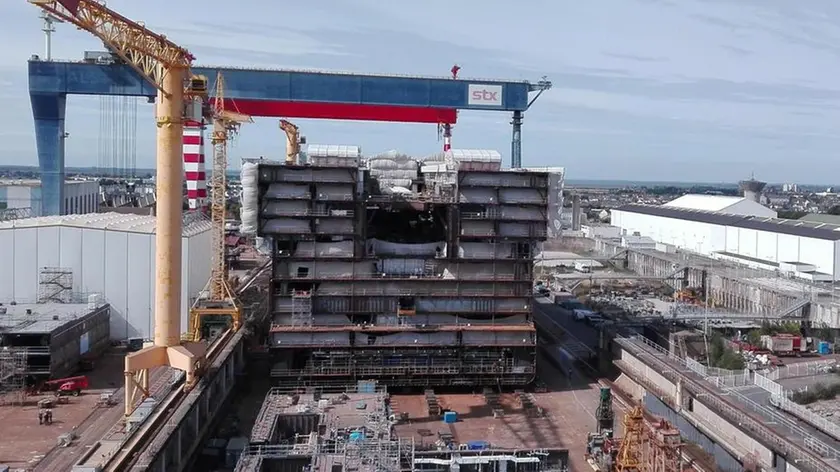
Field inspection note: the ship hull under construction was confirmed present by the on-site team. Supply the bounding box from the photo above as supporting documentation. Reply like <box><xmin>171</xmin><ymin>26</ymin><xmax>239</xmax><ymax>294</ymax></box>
<box><xmin>253</xmin><ymin>154</ymin><xmax>558</xmax><ymax>388</ymax></box>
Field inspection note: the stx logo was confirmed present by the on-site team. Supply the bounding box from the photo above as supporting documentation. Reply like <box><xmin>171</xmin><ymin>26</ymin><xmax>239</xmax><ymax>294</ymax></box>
<box><xmin>467</xmin><ymin>84</ymin><xmax>503</xmax><ymax>106</ymax></box>
<box><xmin>472</xmin><ymin>90</ymin><xmax>499</xmax><ymax>102</ymax></box>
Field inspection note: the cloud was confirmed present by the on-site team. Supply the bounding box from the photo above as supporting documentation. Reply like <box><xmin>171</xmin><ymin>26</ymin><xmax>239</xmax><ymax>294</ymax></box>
<box><xmin>4</xmin><ymin>0</ymin><xmax>840</xmax><ymax>183</ymax></box>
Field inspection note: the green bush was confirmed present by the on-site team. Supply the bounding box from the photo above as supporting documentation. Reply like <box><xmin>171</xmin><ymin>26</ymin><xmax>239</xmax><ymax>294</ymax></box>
<box><xmin>790</xmin><ymin>382</ymin><xmax>840</xmax><ymax>405</ymax></box>
<box><xmin>707</xmin><ymin>334</ymin><xmax>745</xmax><ymax>370</ymax></box>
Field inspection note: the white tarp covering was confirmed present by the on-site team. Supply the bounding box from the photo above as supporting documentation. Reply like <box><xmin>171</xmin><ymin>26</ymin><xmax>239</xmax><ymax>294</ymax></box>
<box><xmin>307</xmin><ymin>144</ymin><xmax>362</xmax><ymax>159</ymax></box>
<box><xmin>368</xmin><ymin>154</ymin><xmax>418</xmax><ymax>189</ymax></box>
<box><xmin>240</xmin><ymin>162</ymin><xmax>259</xmax><ymax>234</ymax></box>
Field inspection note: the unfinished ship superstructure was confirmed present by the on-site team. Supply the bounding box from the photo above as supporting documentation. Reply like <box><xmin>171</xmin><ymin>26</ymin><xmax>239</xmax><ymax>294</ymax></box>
<box><xmin>246</xmin><ymin>148</ymin><xmax>561</xmax><ymax>387</ymax></box>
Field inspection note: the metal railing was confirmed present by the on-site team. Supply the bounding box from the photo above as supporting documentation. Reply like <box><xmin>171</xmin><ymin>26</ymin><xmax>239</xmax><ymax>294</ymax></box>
<box><xmin>754</xmin><ymin>372</ymin><xmax>840</xmax><ymax>442</ymax></box>
<box><xmin>269</xmin><ymin>320</ymin><xmax>535</xmax><ymax>332</ymax></box>
<box><xmin>316</xmin><ymin>194</ymin><xmax>355</xmax><ymax>201</ymax></box>
<box><xmin>762</xmin><ymin>359</ymin><xmax>839</xmax><ymax>380</ymax></box>
<box><xmin>302</xmin><ymin>287</ymin><xmax>530</xmax><ymax>296</ymax></box>
<box><xmin>287</xmin><ymin>272</ymin><xmax>519</xmax><ymax>280</ymax></box>
<box><xmin>620</xmin><ymin>336</ymin><xmax>840</xmax><ymax>471</ymax></box>
<box><xmin>266</xmin><ymin>173</ymin><xmax>354</xmax><ymax>184</ymax></box>
<box><xmin>461</xmin><ymin>229</ymin><xmax>497</xmax><ymax>236</ymax></box>
<box><xmin>284</xmin><ymin>250</ymin><xmax>355</xmax><ymax>258</ymax></box>
<box><xmin>265</xmin><ymin>193</ymin><xmax>311</xmax><ymax>200</ymax></box>
<box><xmin>263</xmin><ymin>209</ymin><xmax>355</xmax><ymax>218</ymax></box>
<box><xmin>270</xmin><ymin>363</ymin><xmax>535</xmax><ymax>378</ymax></box>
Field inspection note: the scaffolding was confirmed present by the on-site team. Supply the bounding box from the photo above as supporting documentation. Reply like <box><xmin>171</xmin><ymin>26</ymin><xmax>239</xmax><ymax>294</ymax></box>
<box><xmin>0</xmin><ymin>348</ymin><xmax>27</xmax><ymax>405</ymax></box>
<box><xmin>38</xmin><ymin>267</ymin><xmax>74</xmax><ymax>303</ymax></box>
<box><xmin>615</xmin><ymin>406</ymin><xmax>644</xmax><ymax>472</ymax></box>
<box><xmin>291</xmin><ymin>290</ymin><xmax>313</xmax><ymax>327</ymax></box>
<box><xmin>642</xmin><ymin>418</ymin><xmax>683</xmax><ymax>472</ymax></box>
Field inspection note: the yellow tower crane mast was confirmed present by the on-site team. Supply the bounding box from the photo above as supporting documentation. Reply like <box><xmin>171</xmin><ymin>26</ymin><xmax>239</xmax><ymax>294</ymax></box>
<box><xmin>279</xmin><ymin>119</ymin><xmax>301</xmax><ymax>164</ymax></box>
<box><xmin>28</xmin><ymin>0</ymin><xmax>210</xmax><ymax>415</ymax></box>
<box><xmin>188</xmin><ymin>72</ymin><xmax>252</xmax><ymax>342</ymax></box>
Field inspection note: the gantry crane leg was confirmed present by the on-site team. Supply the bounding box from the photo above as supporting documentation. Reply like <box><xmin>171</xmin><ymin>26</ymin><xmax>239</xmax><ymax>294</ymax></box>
<box><xmin>124</xmin><ymin>67</ymin><xmax>207</xmax><ymax>415</ymax></box>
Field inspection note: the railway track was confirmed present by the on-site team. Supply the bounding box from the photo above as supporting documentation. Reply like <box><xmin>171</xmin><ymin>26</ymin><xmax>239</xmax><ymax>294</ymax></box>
<box><xmin>101</xmin><ymin>260</ymin><xmax>271</xmax><ymax>472</ymax></box>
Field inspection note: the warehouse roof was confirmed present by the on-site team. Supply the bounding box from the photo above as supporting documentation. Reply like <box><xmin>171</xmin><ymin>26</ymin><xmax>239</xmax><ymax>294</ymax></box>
<box><xmin>0</xmin><ymin>212</ymin><xmax>212</xmax><ymax>237</ymax></box>
<box><xmin>664</xmin><ymin>194</ymin><xmax>746</xmax><ymax>212</ymax></box>
<box><xmin>0</xmin><ymin>179</ymin><xmax>96</xmax><ymax>188</ymax></box>
<box><xmin>616</xmin><ymin>204</ymin><xmax>840</xmax><ymax>241</ymax></box>
<box><xmin>0</xmin><ymin>302</ymin><xmax>101</xmax><ymax>334</ymax></box>
<box><xmin>799</xmin><ymin>213</ymin><xmax>840</xmax><ymax>225</ymax></box>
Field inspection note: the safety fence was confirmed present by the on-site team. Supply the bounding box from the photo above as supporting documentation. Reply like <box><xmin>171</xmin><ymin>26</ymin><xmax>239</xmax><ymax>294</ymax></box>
<box><xmin>618</xmin><ymin>336</ymin><xmax>840</xmax><ymax>471</ymax></box>
<box><xmin>754</xmin><ymin>372</ymin><xmax>840</xmax><ymax>442</ymax></box>
<box><xmin>620</xmin><ymin>336</ymin><xmax>840</xmax><ymax>470</ymax></box>
<box><xmin>684</xmin><ymin>353</ymin><xmax>749</xmax><ymax>382</ymax></box>
<box><xmin>760</xmin><ymin>359</ymin><xmax>839</xmax><ymax>381</ymax></box>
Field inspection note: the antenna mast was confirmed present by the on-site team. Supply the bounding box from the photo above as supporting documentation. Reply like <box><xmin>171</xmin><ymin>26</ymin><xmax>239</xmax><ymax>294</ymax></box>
<box><xmin>40</xmin><ymin>11</ymin><xmax>63</xmax><ymax>61</ymax></box>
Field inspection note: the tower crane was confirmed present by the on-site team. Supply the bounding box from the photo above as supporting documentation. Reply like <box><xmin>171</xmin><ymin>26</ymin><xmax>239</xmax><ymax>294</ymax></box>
<box><xmin>188</xmin><ymin>72</ymin><xmax>252</xmax><ymax>342</ymax></box>
<box><xmin>28</xmin><ymin>0</ymin><xmax>210</xmax><ymax>416</ymax></box>
<box><xmin>279</xmin><ymin>119</ymin><xmax>301</xmax><ymax>165</ymax></box>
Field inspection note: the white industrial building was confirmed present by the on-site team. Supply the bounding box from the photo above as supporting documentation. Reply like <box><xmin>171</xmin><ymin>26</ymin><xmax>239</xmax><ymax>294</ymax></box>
<box><xmin>662</xmin><ymin>194</ymin><xmax>777</xmax><ymax>218</ymax></box>
<box><xmin>0</xmin><ymin>179</ymin><xmax>99</xmax><ymax>216</ymax></box>
<box><xmin>0</xmin><ymin>212</ymin><xmax>213</xmax><ymax>340</ymax></box>
<box><xmin>612</xmin><ymin>196</ymin><xmax>840</xmax><ymax>281</ymax></box>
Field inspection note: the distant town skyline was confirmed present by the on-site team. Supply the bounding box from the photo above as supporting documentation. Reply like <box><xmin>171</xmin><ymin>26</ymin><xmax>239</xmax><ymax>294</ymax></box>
<box><xmin>2</xmin><ymin>0</ymin><xmax>840</xmax><ymax>183</ymax></box>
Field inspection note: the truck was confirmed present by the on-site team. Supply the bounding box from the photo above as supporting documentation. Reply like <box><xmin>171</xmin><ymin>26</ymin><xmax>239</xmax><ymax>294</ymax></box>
<box><xmin>761</xmin><ymin>334</ymin><xmax>807</xmax><ymax>356</ymax></box>
<box><xmin>29</xmin><ymin>375</ymin><xmax>90</xmax><ymax>397</ymax></box>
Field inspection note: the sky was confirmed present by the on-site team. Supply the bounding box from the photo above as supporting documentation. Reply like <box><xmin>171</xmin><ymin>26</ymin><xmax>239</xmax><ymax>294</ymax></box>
<box><xmin>2</xmin><ymin>0</ymin><xmax>840</xmax><ymax>184</ymax></box>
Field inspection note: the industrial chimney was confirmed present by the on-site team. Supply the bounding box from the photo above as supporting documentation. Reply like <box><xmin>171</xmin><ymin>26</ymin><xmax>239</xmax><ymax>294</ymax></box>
<box><xmin>571</xmin><ymin>194</ymin><xmax>582</xmax><ymax>231</ymax></box>
<box><xmin>738</xmin><ymin>177</ymin><xmax>766</xmax><ymax>203</ymax></box>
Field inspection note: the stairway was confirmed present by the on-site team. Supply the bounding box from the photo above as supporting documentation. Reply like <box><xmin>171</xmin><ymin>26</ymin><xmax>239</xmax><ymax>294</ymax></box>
<box><xmin>483</xmin><ymin>387</ymin><xmax>504</xmax><ymax>418</ymax></box>
<box><xmin>425</xmin><ymin>389</ymin><xmax>441</xmax><ymax>417</ymax></box>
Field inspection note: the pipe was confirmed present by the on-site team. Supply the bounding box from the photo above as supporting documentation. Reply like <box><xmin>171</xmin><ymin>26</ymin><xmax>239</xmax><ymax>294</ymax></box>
<box><xmin>510</xmin><ymin>111</ymin><xmax>522</xmax><ymax>168</ymax></box>
<box><xmin>154</xmin><ymin>67</ymin><xmax>186</xmax><ymax>347</ymax></box>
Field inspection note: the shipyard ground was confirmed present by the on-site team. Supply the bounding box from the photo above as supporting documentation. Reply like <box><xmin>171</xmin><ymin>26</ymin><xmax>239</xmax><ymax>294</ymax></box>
<box><xmin>0</xmin><ymin>350</ymin><xmax>170</xmax><ymax>471</ymax></box>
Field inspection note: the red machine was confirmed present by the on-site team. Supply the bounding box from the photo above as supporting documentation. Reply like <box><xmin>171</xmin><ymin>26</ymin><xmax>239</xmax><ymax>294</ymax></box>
<box><xmin>30</xmin><ymin>376</ymin><xmax>89</xmax><ymax>397</ymax></box>
<box><xmin>761</xmin><ymin>334</ymin><xmax>808</xmax><ymax>357</ymax></box>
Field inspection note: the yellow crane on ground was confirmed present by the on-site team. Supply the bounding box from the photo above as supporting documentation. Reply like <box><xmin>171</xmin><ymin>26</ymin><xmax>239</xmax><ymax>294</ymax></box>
<box><xmin>279</xmin><ymin>119</ymin><xmax>301</xmax><ymax>164</ymax></box>
<box><xmin>28</xmin><ymin>0</ymin><xmax>212</xmax><ymax>415</ymax></box>
<box><xmin>187</xmin><ymin>72</ymin><xmax>252</xmax><ymax>342</ymax></box>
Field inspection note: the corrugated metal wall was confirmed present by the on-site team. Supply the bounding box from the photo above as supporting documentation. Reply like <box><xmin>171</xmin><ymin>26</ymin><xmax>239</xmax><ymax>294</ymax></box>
<box><xmin>644</xmin><ymin>394</ymin><xmax>742</xmax><ymax>472</ymax></box>
<box><xmin>0</xmin><ymin>226</ymin><xmax>212</xmax><ymax>340</ymax></box>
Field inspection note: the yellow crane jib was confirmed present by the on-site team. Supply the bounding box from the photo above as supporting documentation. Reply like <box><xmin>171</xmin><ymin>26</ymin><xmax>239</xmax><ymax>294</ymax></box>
<box><xmin>279</xmin><ymin>119</ymin><xmax>300</xmax><ymax>165</ymax></box>
<box><xmin>28</xmin><ymin>0</ymin><xmax>210</xmax><ymax>415</ymax></box>
<box><xmin>187</xmin><ymin>72</ymin><xmax>251</xmax><ymax>343</ymax></box>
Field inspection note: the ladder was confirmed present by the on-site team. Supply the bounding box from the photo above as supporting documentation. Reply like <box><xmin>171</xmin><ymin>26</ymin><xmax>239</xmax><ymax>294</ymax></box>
<box><xmin>291</xmin><ymin>290</ymin><xmax>313</xmax><ymax>327</ymax></box>
<box><xmin>424</xmin><ymin>259</ymin><xmax>436</xmax><ymax>276</ymax></box>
